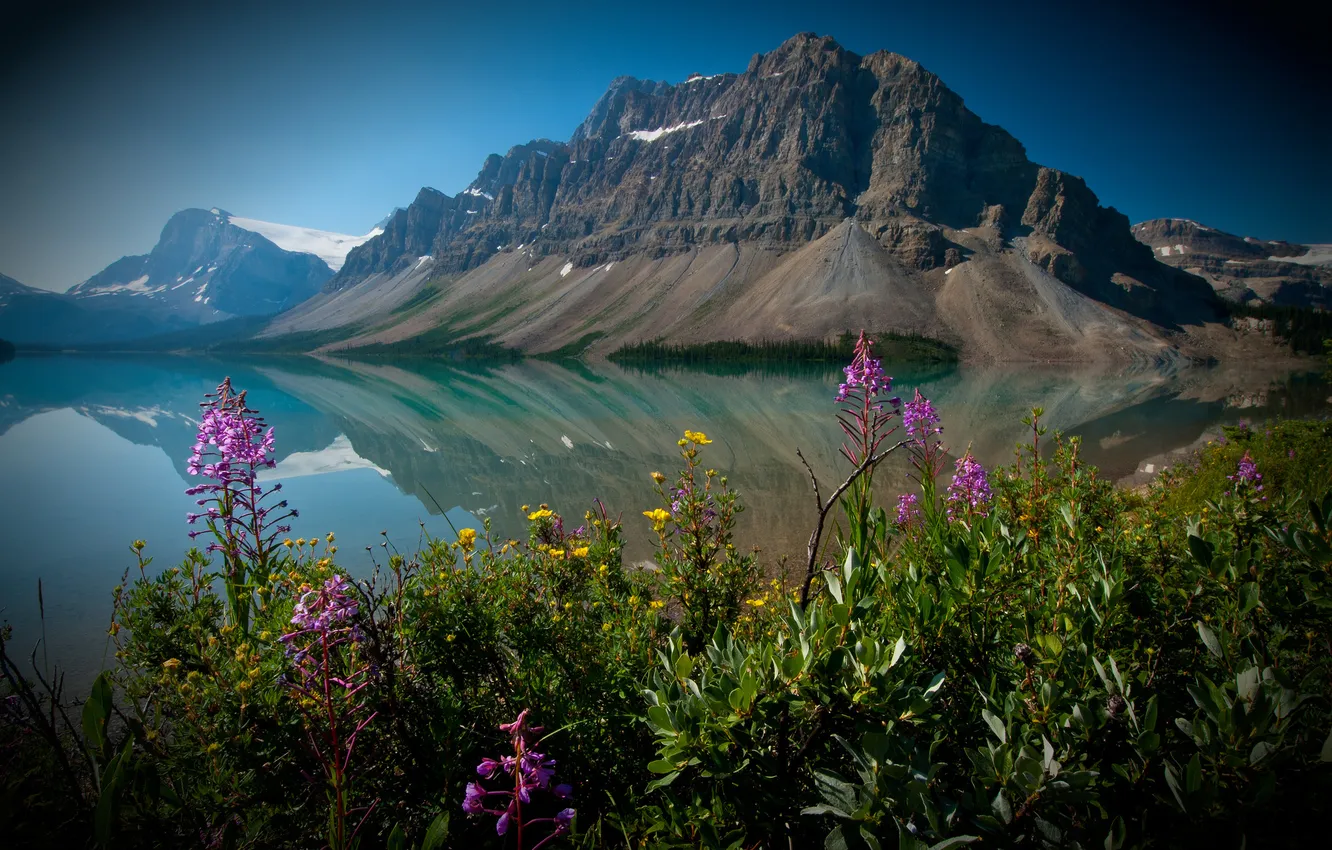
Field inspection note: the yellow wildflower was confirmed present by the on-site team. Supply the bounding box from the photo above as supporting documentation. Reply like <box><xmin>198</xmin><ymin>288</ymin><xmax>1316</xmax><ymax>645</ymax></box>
<box><xmin>598</xmin><ymin>564</ymin><xmax>609</xmax><ymax>575</ymax></box>
<box><xmin>521</xmin><ymin>505</ymin><xmax>530</xmax><ymax>513</ymax></box>
<box><xmin>651</xmin><ymin>471</ymin><xmax>666</xmax><ymax>483</ymax></box>
<box><xmin>643</xmin><ymin>508</ymin><xmax>671</xmax><ymax>529</ymax></box>
<box><xmin>572</xmin><ymin>546</ymin><xmax>590</xmax><ymax>558</ymax></box>
<box><xmin>683</xmin><ymin>430</ymin><xmax>712</xmax><ymax>445</ymax></box>
<box><xmin>650</xmin><ymin>600</ymin><xmax>665</xmax><ymax>610</ymax></box>
<box><xmin>628</xmin><ymin>595</ymin><xmax>640</xmax><ymax>606</ymax></box>
<box><xmin>602</xmin><ymin>623</ymin><xmax>612</xmax><ymax>632</ymax></box>
<box><xmin>458</xmin><ymin>528</ymin><xmax>478</xmax><ymax>550</ymax></box>
<box><xmin>283</xmin><ymin>538</ymin><xmax>293</xmax><ymax>548</ymax></box>
<box><xmin>326</xmin><ymin>532</ymin><xmax>335</xmax><ymax>543</ymax></box>
<box><xmin>528</xmin><ymin>509</ymin><xmax>554</xmax><ymax>521</ymax></box>
<box><xmin>746</xmin><ymin>598</ymin><xmax>767</xmax><ymax>607</ymax></box>
<box><xmin>445</xmin><ymin>634</ymin><xmax>456</xmax><ymax>643</ymax></box>
<box><xmin>162</xmin><ymin>658</ymin><xmax>181</xmax><ymax>672</ymax></box>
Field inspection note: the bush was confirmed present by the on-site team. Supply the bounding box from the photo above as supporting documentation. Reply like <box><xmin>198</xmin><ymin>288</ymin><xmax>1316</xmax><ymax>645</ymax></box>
<box><xmin>3</xmin><ymin>348</ymin><xmax>1330</xmax><ymax>849</ymax></box>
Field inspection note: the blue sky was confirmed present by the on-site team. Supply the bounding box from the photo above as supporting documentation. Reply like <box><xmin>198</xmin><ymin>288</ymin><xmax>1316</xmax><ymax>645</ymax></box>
<box><xmin>1</xmin><ymin>0</ymin><xmax>1327</xmax><ymax>291</ymax></box>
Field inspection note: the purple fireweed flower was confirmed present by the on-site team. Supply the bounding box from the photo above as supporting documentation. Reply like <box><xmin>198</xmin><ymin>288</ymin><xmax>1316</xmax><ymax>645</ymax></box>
<box><xmin>835</xmin><ymin>332</ymin><xmax>902</xmax><ymax>468</ymax></box>
<box><xmin>902</xmin><ymin>389</ymin><xmax>941</xmax><ymax>441</ymax></box>
<box><xmin>835</xmin><ymin>332</ymin><xmax>892</xmax><ymax>403</ymax></box>
<box><xmin>184</xmin><ymin>378</ymin><xmax>297</xmax><ymax>587</ymax></box>
<box><xmin>463</xmin><ymin>782</ymin><xmax>487</xmax><ymax>815</ymax></box>
<box><xmin>289</xmin><ymin>575</ymin><xmax>359</xmax><ymax>633</ymax></box>
<box><xmin>1227</xmin><ymin>450</ymin><xmax>1264</xmax><ymax>493</ymax></box>
<box><xmin>945</xmin><ymin>452</ymin><xmax>993</xmax><ymax>521</ymax></box>
<box><xmin>895</xmin><ymin>493</ymin><xmax>922</xmax><ymax>526</ymax></box>
<box><xmin>465</xmin><ymin>711</ymin><xmax>574</xmax><ymax>846</ymax></box>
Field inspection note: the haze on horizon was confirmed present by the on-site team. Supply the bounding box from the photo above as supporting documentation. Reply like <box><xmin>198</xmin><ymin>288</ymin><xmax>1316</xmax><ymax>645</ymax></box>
<box><xmin>1</xmin><ymin>0</ymin><xmax>1327</xmax><ymax>292</ymax></box>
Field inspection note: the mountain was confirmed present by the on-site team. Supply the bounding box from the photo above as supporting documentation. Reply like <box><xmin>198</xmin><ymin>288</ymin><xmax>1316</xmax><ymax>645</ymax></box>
<box><xmin>0</xmin><ymin>271</ymin><xmax>179</xmax><ymax>346</ymax></box>
<box><xmin>67</xmin><ymin>208</ymin><xmax>335</xmax><ymax>321</ymax></box>
<box><xmin>263</xmin><ymin>33</ymin><xmax>1233</xmax><ymax>363</ymax></box>
<box><xmin>1131</xmin><ymin>219</ymin><xmax>1332</xmax><ymax>308</ymax></box>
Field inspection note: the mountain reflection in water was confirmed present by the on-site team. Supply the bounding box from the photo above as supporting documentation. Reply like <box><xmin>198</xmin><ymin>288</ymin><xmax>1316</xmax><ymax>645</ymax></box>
<box><xmin>0</xmin><ymin>354</ymin><xmax>1326</xmax><ymax>685</ymax></box>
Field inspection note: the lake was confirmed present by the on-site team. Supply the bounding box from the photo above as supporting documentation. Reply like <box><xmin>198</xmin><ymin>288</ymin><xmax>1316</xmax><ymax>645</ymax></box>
<box><xmin>1</xmin><ymin>353</ymin><xmax>1327</xmax><ymax>688</ymax></box>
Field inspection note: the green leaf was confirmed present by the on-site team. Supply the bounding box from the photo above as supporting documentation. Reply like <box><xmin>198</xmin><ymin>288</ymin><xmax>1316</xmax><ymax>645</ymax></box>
<box><xmin>1249</xmin><ymin>741</ymin><xmax>1274</xmax><ymax>765</ymax></box>
<box><xmin>890</xmin><ymin>635</ymin><xmax>906</xmax><ymax>668</ymax></box>
<box><xmin>1163</xmin><ymin>762</ymin><xmax>1186</xmax><ymax>812</ymax></box>
<box><xmin>981</xmin><ymin>709</ymin><xmax>1006</xmax><ymax>744</ymax></box>
<box><xmin>82</xmin><ymin>672</ymin><xmax>113</xmax><ymax>758</ymax></box>
<box><xmin>1320</xmin><ymin>725</ymin><xmax>1332</xmax><ymax>763</ymax></box>
<box><xmin>1239</xmin><ymin>582</ymin><xmax>1261</xmax><ymax>615</ymax></box>
<box><xmin>1185</xmin><ymin>753</ymin><xmax>1203</xmax><ymax>794</ymax></box>
<box><xmin>647</xmin><ymin>759</ymin><xmax>680</xmax><ymax>774</ymax></box>
<box><xmin>928</xmin><ymin>838</ymin><xmax>980</xmax><ymax>849</ymax></box>
<box><xmin>674</xmin><ymin>653</ymin><xmax>694</xmax><ymax>681</ymax></box>
<box><xmin>992</xmin><ymin>789</ymin><xmax>1013</xmax><ymax>824</ymax></box>
<box><xmin>801</xmin><ymin>804</ymin><xmax>851</xmax><ymax>819</ymax></box>
<box><xmin>646</xmin><ymin>771</ymin><xmax>680</xmax><ymax>791</ymax></box>
<box><xmin>826</xmin><ymin>569</ymin><xmax>844</xmax><ymax>604</ymax></box>
<box><xmin>387</xmin><ymin>823</ymin><xmax>406</xmax><ymax>850</ymax></box>
<box><xmin>1188</xmin><ymin>534</ymin><xmax>1214</xmax><ymax>569</ymax></box>
<box><xmin>825</xmin><ymin>826</ymin><xmax>850</xmax><ymax>850</ymax></box>
<box><xmin>1058</xmin><ymin>503</ymin><xmax>1076</xmax><ymax>534</ymax></box>
<box><xmin>421</xmin><ymin>812</ymin><xmax>450</xmax><ymax>850</ymax></box>
<box><xmin>1196</xmin><ymin>622</ymin><xmax>1223</xmax><ymax>659</ymax></box>
<box><xmin>924</xmin><ymin>670</ymin><xmax>946</xmax><ymax>698</ymax></box>
<box><xmin>646</xmin><ymin>705</ymin><xmax>674</xmax><ymax>734</ymax></box>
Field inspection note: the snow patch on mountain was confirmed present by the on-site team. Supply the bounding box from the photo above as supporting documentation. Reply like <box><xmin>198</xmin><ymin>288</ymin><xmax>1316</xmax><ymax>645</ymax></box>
<box><xmin>1272</xmin><ymin>245</ymin><xmax>1332</xmax><ymax>266</ymax></box>
<box><xmin>227</xmin><ymin>216</ymin><xmax>383</xmax><ymax>271</ymax></box>
<box><xmin>625</xmin><ymin>119</ymin><xmax>705</xmax><ymax>142</ymax></box>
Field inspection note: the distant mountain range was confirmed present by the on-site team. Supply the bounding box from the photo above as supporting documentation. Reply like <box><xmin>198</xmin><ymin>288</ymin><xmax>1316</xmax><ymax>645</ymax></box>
<box><xmin>0</xmin><ymin>210</ymin><xmax>380</xmax><ymax>346</ymax></box>
<box><xmin>2</xmin><ymin>33</ymin><xmax>1326</xmax><ymax>359</ymax></box>
<box><xmin>1131</xmin><ymin>219</ymin><xmax>1331</xmax><ymax>309</ymax></box>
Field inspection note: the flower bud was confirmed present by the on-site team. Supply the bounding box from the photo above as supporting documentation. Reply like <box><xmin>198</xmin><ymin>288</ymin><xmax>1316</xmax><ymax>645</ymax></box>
<box><xmin>1107</xmin><ymin>694</ymin><xmax>1127</xmax><ymax>720</ymax></box>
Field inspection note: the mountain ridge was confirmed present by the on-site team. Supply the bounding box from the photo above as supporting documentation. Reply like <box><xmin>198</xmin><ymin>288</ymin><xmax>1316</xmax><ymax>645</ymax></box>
<box><xmin>1131</xmin><ymin>218</ymin><xmax>1331</xmax><ymax>308</ymax></box>
<box><xmin>265</xmin><ymin>32</ymin><xmax>1237</xmax><ymax>364</ymax></box>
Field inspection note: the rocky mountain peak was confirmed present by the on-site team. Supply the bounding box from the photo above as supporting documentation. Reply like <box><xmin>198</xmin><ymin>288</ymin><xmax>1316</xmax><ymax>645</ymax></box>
<box><xmin>319</xmin><ymin>33</ymin><xmax>1222</xmax><ymax>337</ymax></box>
<box><xmin>66</xmin><ymin>207</ymin><xmax>332</xmax><ymax>319</ymax></box>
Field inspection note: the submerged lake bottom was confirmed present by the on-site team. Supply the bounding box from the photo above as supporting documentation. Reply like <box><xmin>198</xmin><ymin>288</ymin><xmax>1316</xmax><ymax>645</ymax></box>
<box><xmin>1</xmin><ymin>353</ymin><xmax>1328</xmax><ymax>686</ymax></box>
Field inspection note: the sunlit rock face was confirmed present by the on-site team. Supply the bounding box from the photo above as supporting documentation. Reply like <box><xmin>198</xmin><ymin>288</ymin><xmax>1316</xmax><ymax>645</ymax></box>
<box><xmin>309</xmin><ymin>33</ymin><xmax>1223</xmax><ymax>361</ymax></box>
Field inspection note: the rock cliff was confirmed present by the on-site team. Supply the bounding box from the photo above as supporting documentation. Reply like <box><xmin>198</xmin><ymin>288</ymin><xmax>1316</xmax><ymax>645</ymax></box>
<box><xmin>275</xmin><ymin>33</ymin><xmax>1239</xmax><ymax>361</ymax></box>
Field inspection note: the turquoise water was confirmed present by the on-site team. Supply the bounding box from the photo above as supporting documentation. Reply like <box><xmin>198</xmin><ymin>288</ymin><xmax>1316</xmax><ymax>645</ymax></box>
<box><xmin>1</xmin><ymin>354</ymin><xmax>1326</xmax><ymax>686</ymax></box>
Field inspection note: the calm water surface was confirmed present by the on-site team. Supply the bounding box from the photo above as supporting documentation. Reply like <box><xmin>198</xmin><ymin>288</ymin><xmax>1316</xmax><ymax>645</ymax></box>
<box><xmin>1</xmin><ymin>354</ymin><xmax>1327</xmax><ymax>686</ymax></box>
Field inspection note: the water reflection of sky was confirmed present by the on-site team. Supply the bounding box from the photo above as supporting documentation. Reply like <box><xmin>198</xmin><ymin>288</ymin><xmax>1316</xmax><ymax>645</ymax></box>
<box><xmin>0</xmin><ymin>354</ymin><xmax>1326</xmax><ymax>687</ymax></box>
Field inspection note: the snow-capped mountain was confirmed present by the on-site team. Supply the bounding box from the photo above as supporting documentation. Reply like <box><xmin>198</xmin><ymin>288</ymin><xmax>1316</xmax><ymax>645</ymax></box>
<box><xmin>67</xmin><ymin>208</ymin><xmax>335</xmax><ymax>320</ymax></box>
<box><xmin>225</xmin><ymin>214</ymin><xmax>382</xmax><ymax>272</ymax></box>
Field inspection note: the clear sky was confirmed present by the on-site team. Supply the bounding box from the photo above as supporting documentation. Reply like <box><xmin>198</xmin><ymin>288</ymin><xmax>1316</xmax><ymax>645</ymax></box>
<box><xmin>1</xmin><ymin>0</ymin><xmax>1327</xmax><ymax>291</ymax></box>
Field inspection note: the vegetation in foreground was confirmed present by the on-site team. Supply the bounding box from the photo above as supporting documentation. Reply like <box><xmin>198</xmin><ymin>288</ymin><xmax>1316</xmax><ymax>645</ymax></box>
<box><xmin>3</xmin><ymin>335</ymin><xmax>1331</xmax><ymax>850</ymax></box>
